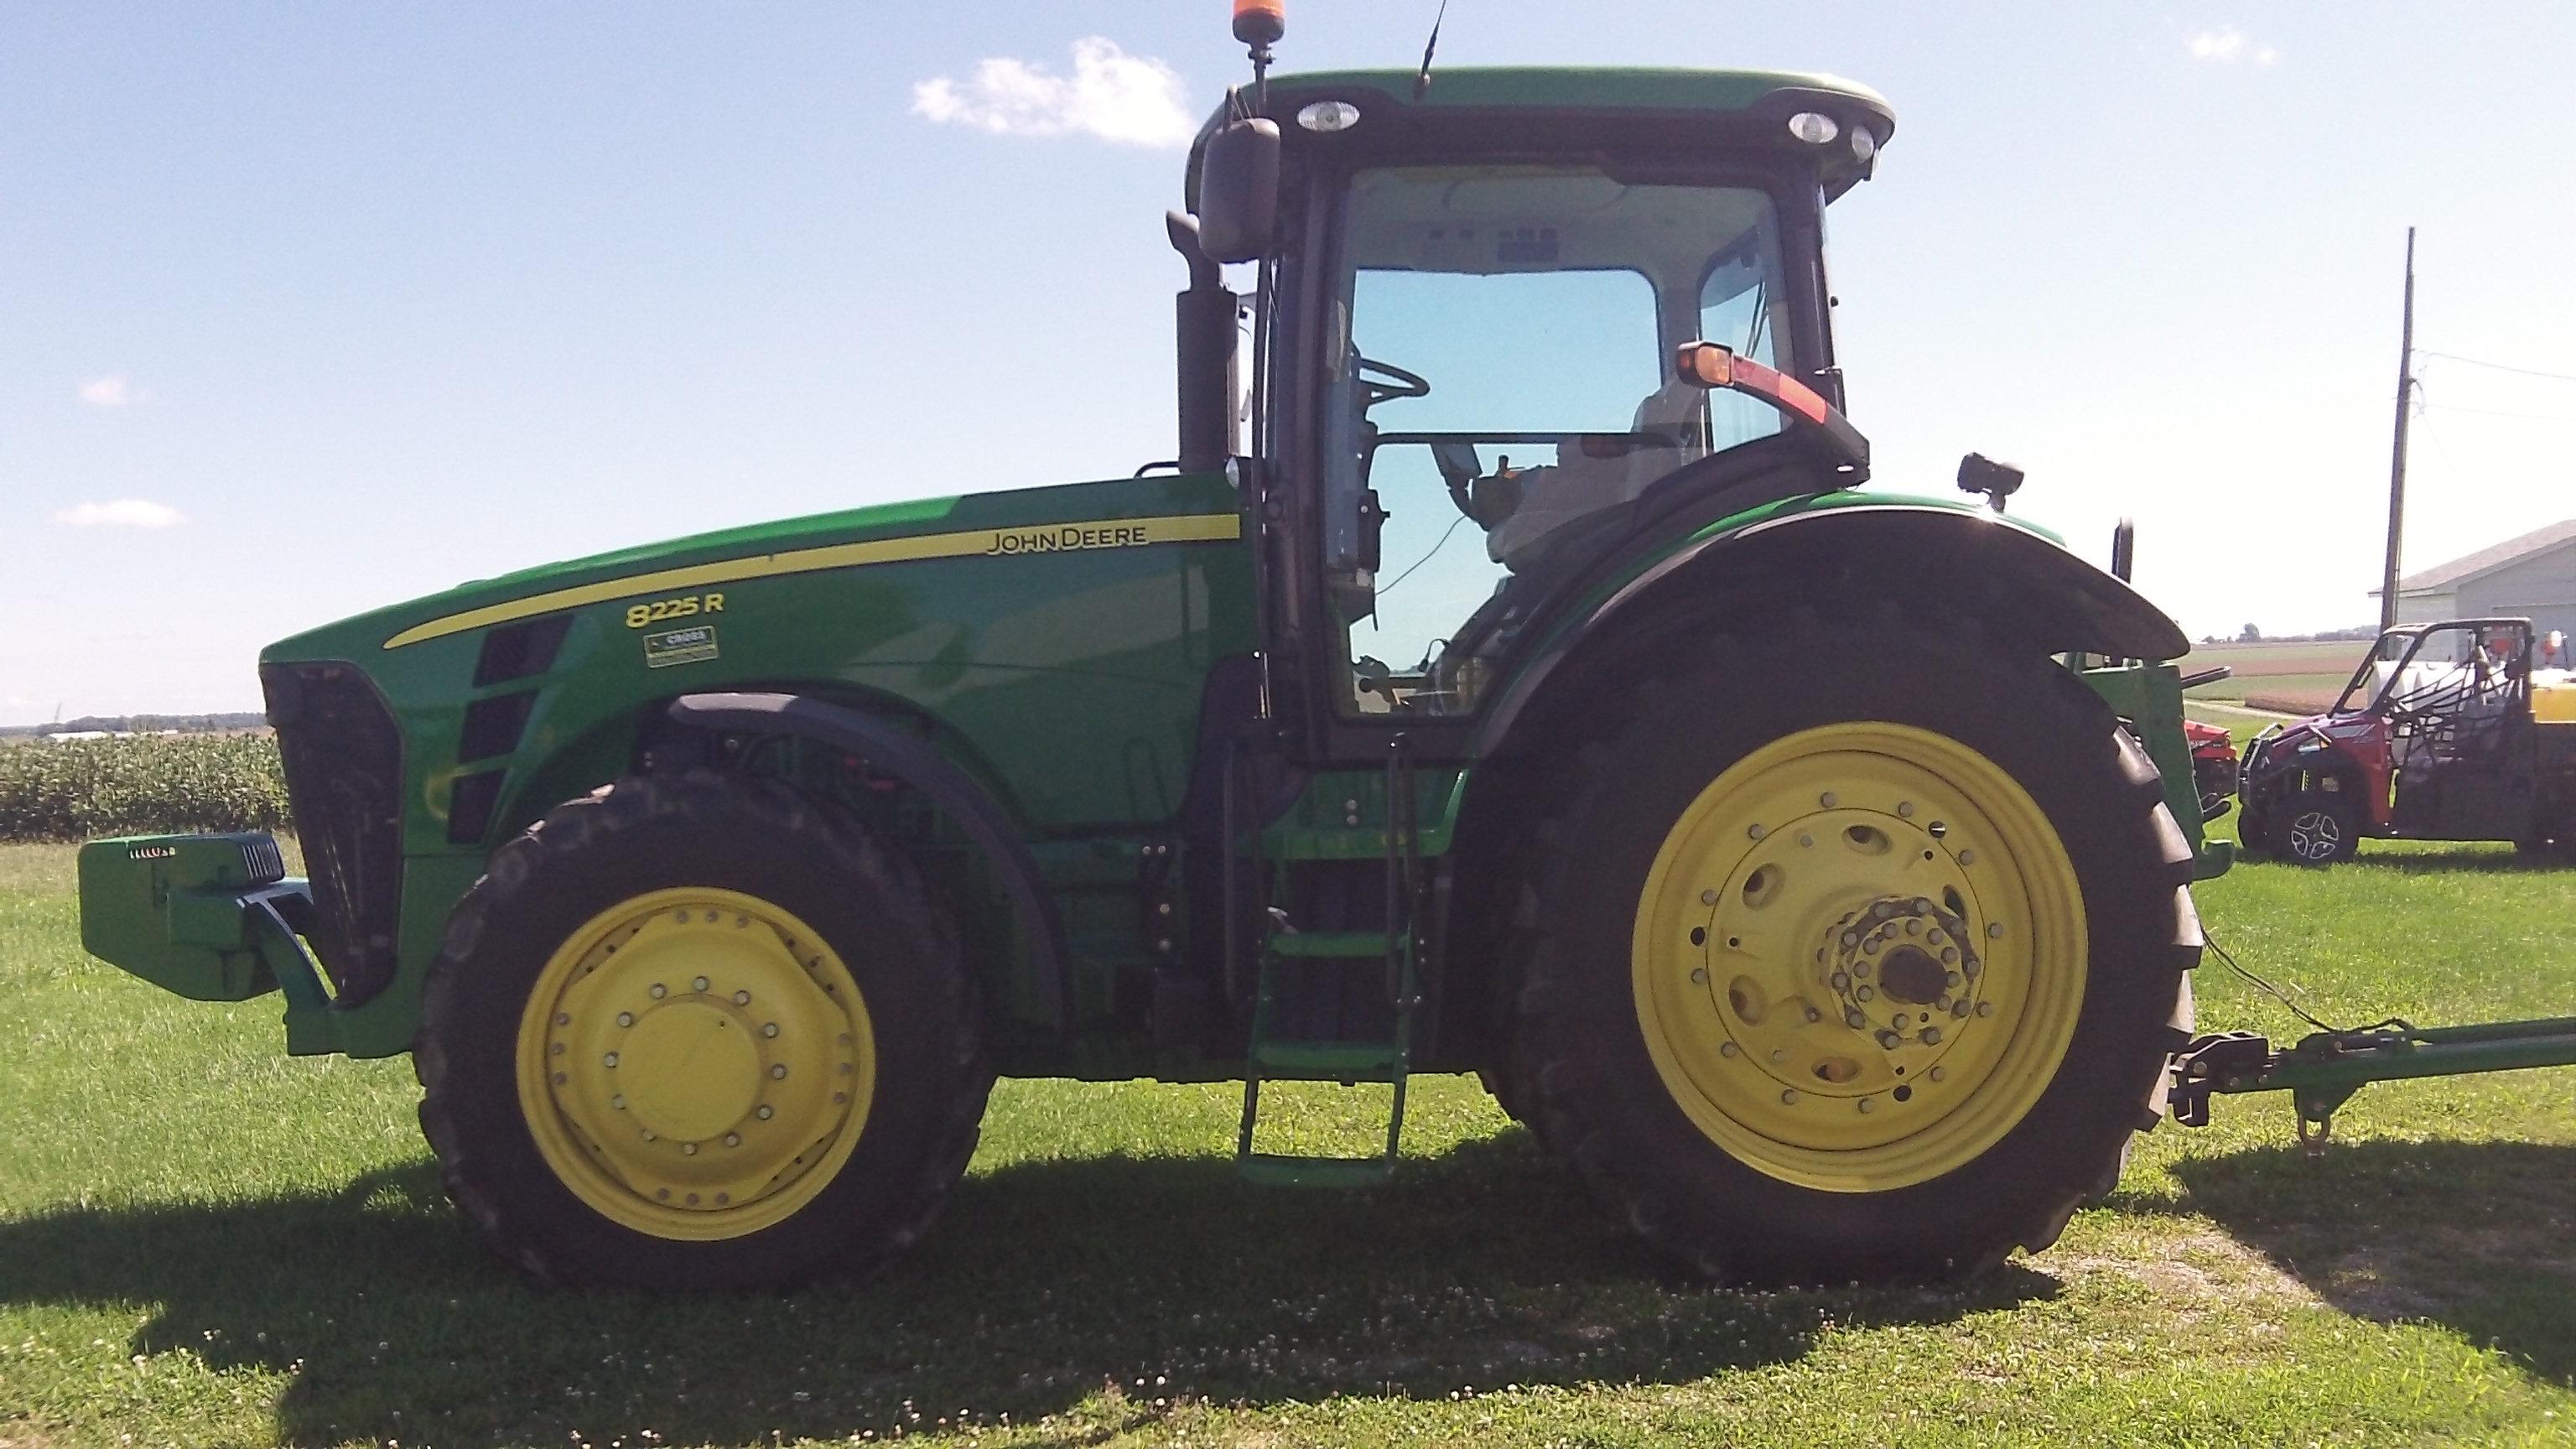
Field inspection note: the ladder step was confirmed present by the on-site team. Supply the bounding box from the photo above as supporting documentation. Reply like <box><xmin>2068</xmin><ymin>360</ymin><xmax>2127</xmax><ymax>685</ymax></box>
<box><xmin>1236</xmin><ymin>1152</ymin><xmax>1396</xmax><ymax>1188</ymax></box>
<box><xmin>1267</xmin><ymin>931</ymin><xmax>1395</xmax><ymax>960</ymax></box>
<box><xmin>1249</xmin><ymin>1039</ymin><xmax>1404</xmax><ymax>1079</ymax></box>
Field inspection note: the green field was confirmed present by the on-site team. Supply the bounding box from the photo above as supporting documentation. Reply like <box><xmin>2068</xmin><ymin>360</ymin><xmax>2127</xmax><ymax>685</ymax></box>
<box><xmin>2179</xmin><ymin>640</ymin><xmax>2374</xmax><ymax>716</ymax></box>
<box><xmin>3</xmin><ymin>839</ymin><xmax>2573</xmax><ymax>1448</ymax></box>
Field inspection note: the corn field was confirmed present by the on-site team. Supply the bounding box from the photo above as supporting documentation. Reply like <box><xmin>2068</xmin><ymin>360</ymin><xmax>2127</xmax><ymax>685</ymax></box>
<box><xmin>0</xmin><ymin>735</ymin><xmax>289</xmax><ymax>840</ymax></box>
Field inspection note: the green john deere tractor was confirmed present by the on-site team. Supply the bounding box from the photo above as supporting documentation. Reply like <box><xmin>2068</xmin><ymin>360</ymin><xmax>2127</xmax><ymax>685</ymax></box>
<box><xmin>77</xmin><ymin>11</ymin><xmax>2228</xmax><ymax>1291</ymax></box>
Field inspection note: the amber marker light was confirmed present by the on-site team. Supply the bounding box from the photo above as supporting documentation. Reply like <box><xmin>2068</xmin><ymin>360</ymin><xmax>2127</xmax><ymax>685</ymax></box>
<box><xmin>1675</xmin><ymin>341</ymin><xmax>1869</xmax><ymax>470</ymax></box>
<box><xmin>1233</xmin><ymin>0</ymin><xmax>1285</xmax><ymax>46</ymax></box>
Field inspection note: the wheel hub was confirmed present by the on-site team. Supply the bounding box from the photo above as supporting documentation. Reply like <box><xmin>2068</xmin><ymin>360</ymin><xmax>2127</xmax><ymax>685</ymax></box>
<box><xmin>1632</xmin><ymin>722</ymin><xmax>2088</xmax><ymax>1192</ymax></box>
<box><xmin>517</xmin><ymin>890</ymin><xmax>876</xmax><ymax>1238</ymax></box>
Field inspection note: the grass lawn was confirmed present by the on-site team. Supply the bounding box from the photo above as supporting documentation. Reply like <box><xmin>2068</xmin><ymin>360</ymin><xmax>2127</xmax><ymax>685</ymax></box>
<box><xmin>3</xmin><ymin>839</ymin><xmax>2572</xmax><ymax>1448</ymax></box>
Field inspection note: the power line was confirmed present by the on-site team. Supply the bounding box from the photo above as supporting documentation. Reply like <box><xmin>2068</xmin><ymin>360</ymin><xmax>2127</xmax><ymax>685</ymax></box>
<box><xmin>2417</xmin><ymin>349</ymin><xmax>2576</xmax><ymax>383</ymax></box>
<box><xmin>2421</xmin><ymin>401</ymin><xmax>2576</xmax><ymax>423</ymax></box>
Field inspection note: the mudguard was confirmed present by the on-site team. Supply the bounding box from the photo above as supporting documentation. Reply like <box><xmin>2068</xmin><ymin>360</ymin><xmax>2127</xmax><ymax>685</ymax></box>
<box><xmin>1477</xmin><ymin>501</ymin><xmax>2189</xmax><ymax>753</ymax></box>
<box><xmin>665</xmin><ymin>691</ymin><xmax>1072</xmax><ymax>1035</ymax></box>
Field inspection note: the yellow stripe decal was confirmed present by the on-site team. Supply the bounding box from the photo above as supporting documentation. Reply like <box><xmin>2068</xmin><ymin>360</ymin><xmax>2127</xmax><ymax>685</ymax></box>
<box><xmin>382</xmin><ymin>511</ymin><xmax>1244</xmax><ymax>650</ymax></box>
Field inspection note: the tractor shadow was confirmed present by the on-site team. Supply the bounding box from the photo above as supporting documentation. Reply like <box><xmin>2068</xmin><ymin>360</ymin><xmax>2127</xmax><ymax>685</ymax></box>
<box><xmin>2161</xmin><ymin>1138</ymin><xmax>2576</xmax><ymax>1387</ymax></box>
<box><xmin>0</xmin><ymin>1129</ymin><xmax>2058</xmax><ymax>1447</ymax></box>
<box><xmin>2345</xmin><ymin>845</ymin><xmax>2573</xmax><ymax>875</ymax></box>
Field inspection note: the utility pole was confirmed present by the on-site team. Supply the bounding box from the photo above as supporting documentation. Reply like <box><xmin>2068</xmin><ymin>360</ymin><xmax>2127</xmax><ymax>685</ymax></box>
<box><xmin>2379</xmin><ymin>227</ymin><xmax>2417</xmax><ymax>632</ymax></box>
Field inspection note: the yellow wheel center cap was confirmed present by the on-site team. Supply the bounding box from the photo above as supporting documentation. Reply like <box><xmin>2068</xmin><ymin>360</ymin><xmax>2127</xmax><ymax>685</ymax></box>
<box><xmin>621</xmin><ymin>1001</ymin><xmax>762</xmax><ymax>1143</ymax></box>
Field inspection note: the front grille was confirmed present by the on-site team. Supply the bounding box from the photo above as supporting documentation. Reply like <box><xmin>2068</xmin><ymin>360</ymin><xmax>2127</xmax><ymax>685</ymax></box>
<box><xmin>262</xmin><ymin>662</ymin><xmax>405</xmax><ymax>1001</ymax></box>
<box><xmin>238</xmin><ymin>836</ymin><xmax>287</xmax><ymax>885</ymax></box>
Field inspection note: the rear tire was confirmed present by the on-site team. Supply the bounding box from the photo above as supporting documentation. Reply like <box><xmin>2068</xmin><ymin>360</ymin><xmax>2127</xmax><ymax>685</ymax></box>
<box><xmin>416</xmin><ymin>771</ymin><xmax>989</xmax><ymax>1288</ymax></box>
<box><xmin>1504</xmin><ymin>609</ymin><xmax>2199</xmax><ymax>1285</ymax></box>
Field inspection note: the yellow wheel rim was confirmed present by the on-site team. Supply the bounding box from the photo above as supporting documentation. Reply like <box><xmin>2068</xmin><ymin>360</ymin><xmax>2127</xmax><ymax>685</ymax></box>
<box><xmin>515</xmin><ymin>887</ymin><xmax>877</xmax><ymax>1240</ymax></box>
<box><xmin>1632</xmin><ymin>722</ymin><xmax>2086</xmax><ymax>1193</ymax></box>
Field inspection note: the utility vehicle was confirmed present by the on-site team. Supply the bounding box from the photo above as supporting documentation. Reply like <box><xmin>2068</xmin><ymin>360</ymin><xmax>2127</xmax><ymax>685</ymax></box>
<box><xmin>2239</xmin><ymin>617</ymin><xmax>2576</xmax><ymax>864</ymax></box>
<box><xmin>80</xmin><ymin>6</ymin><xmax>2231</xmax><ymax>1289</ymax></box>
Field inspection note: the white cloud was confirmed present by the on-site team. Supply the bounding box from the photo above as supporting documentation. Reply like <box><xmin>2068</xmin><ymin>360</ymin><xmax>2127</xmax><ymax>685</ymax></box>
<box><xmin>79</xmin><ymin>376</ymin><xmax>142</xmax><ymax>406</ymax></box>
<box><xmin>2187</xmin><ymin>26</ymin><xmax>2277</xmax><ymax>65</ymax></box>
<box><xmin>54</xmin><ymin>499</ymin><xmax>187</xmax><ymax>529</ymax></box>
<box><xmin>912</xmin><ymin>38</ymin><xmax>1196</xmax><ymax>149</ymax></box>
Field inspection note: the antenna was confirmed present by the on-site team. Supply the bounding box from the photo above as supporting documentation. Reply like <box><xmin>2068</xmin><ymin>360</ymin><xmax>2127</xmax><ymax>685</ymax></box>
<box><xmin>1413</xmin><ymin>0</ymin><xmax>1451</xmax><ymax>101</ymax></box>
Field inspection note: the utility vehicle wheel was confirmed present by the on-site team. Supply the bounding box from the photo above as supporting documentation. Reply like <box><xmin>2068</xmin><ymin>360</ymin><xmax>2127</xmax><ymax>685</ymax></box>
<box><xmin>416</xmin><ymin>771</ymin><xmax>989</xmax><ymax>1288</ymax></box>
<box><xmin>2272</xmin><ymin>792</ymin><xmax>2358</xmax><ymax>866</ymax></box>
<box><xmin>1505</xmin><ymin>611</ymin><xmax>2198</xmax><ymax>1284</ymax></box>
<box><xmin>2235</xmin><ymin>804</ymin><xmax>2272</xmax><ymax>859</ymax></box>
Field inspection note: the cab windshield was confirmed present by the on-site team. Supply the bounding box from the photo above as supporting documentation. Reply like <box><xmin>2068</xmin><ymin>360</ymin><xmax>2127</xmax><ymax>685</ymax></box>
<box><xmin>1319</xmin><ymin>164</ymin><xmax>1798</xmax><ymax>715</ymax></box>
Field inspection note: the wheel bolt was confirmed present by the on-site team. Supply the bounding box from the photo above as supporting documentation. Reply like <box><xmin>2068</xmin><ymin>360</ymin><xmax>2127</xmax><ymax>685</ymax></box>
<box><xmin>762</xmin><ymin>1023</ymin><xmax>780</xmax><ymax>1038</ymax></box>
<box><xmin>602</xmin><ymin>1052</ymin><xmax>619</xmax><ymax>1067</ymax></box>
<box><xmin>1748</xmin><ymin>823</ymin><xmax>1767</xmax><ymax>840</ymax></box>
<box><xmin>649</xmin><ymin>984</ymin><xmax>667</xmax><ymax>999</ymax></box>
<box><xmin>554</xmin><ymin>1012</ymin><xmax>571</xmax><ymax>1026</ymax></box>
<box><xmin>1690</xmin><ymin>968</ymin><xmax>1710</xmax><ymax>985</ymax></box>
<box><xmin>1929</xmin><ymin>1066</ymin><xmax>1948</xmax><ymax>1083</ymax></box>
<box><xmin>683</xmin><ymin>1142</ymin><xmax>698</xmax><ymax>1156</ymax></box>
<box><xmin>734</xmin><ymin>990</ymin><xmax>751</xmax><ymax>1006</ymax></box>
<box><xmin>1856</xmin><ymin>986</ymin><xmax>1876</xmax><ymax>1002</ymax></box>
<box><xmin>1945</xmin><ymin>971</ymin><xmax>1962</xmax><ymax>989</ymax></box>
<box><xmin>1877</xmin><ymin>1030</ymin><xmax>1901</xmax><ymax>1050</ymax></box>
<box><xmin>1898</xmin><ymin>802</ymin><xmax>1915</xmax><ymax>818</ymax></box>
<box><xmin>1780</xmin><ymin>1089</ymin><xmax>1800</xmax><ymax>1104</ymax></box>
<box><xmin>1964</xmin><ymin>959</ymin><xmax>1982</xmax><ymax>979</ymax></box>
<box><xmin>1921</xmin><ymin>1027</ymin><xmax>1944</xmax><ymax>1046</ymax></box>
<box><xmin>1701</xmin><ymin>889</ymin><xmax>1719</xmax><ymax>906</ymax></box>
<box><xmin>611</xmin><ymin>1094</ymin><xmax>626</xmax><ymax>1110</ymax></box>
<box><xmin>692</xmin><ymin>976</ymin><xmax>709</xmax><ymax>993</ymax></box>
<box><xmin>1831</xmin><ymin>972</ymin><xmax>1852</xmax><ymax>991</ymax></box>
<box><xmin>1820</xmin><ymin>792</ymin><xmax>1838</xmax><ymax>808</ymax></box>
<box><xmin>1719</xmin><ymin>1041</ymin><xmax>1739</xmax><ymax>1057</ymax></box>
<box><xmin>771</xmin><ymin>1064</ymin><xmax>788</xmax><ymax>1079</ymax></box>
<box><xmin>1798</xmin><ymin>833</ymin><xmax>1815</xmax><ymax>848</ymax></box>
<box><xmin>1857</xmin><ymin>1098</ymin><xmax>1875</xmax><ymax>1114</ymax></box>
<box><xmin>1976</xmin><ymin>1001</ymin><xmax>1996</xmax><ymax>1017</ymax></box>
<box><xmin>1987</xmin><ymin>922</ymin><xmax>2005</xmax><ymax>939</ymax></box>
<box><xmin>1957</xmin><ymin>849</ymin><xmax>1977</xmax><ymax>865</ymax></box>
<box><xmin>1845</xmin><ymin>1010</ymin><xmax>1867</xmax><ymax>1029</ymax></box>
<box><xmin>617</xmin><ymin>1012</ymin><xmax>634</xmax><ymax>1027</ymax></box>
<box><xmin>756</xmin><ymin>1104</ymin><xmax>774</xmax><ymax>1119</ymax></box>
<box><xmin>1953</xmin><ymin>1000</ymin><xmax>1972</xmax><ymax>1018</ymax></box>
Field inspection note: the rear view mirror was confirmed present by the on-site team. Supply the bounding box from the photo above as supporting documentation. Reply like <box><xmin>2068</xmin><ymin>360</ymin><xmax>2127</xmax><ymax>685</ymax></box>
<box><xmin>1196</xmin><ymin>117</ymin><xmax>1280</xmax><ymax>263</ymax></box>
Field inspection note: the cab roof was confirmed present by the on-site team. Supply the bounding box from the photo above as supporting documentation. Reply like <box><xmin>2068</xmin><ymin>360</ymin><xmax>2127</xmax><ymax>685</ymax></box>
<box><xmin>1265</xmin><ymin>66</ymin><xmax>1891</xmax><ymax>129</ymax></box>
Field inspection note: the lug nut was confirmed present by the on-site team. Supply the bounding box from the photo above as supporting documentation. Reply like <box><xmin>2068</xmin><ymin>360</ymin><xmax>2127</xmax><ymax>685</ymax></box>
<box><xmin>1976</xmin><ymin>1001</ymin><xmax>1996</xmax><ymax>1017</ymax></box>
<box><xmin>602</xmin><ymin>1052</ymin><xmax>619</xmax><ymax>1067</ymax></box>
<box><xmin>1690</xmin><ymin>968</ymin><xmax>1710</xmax><ymax>985</ymax></box>
<box><xmin>617</xmin><ymin>1012</ymin><xmax>634</xmax><ymax>1027</ymax></box>
<box><xmin>1831</xmin><ymin>971</ymin><xmax>1852</xmax><ymax>991</ymax></box>
<box><xmin>1877</xmin><ymin>1030</ymin><xmax>1902</xmax><ymax>1050</ymax></box>
<box><xmin>1780</xmin><ymin>1089</ymin><xmax>1800</xmax><ymax>1104</ymax></box>
<box><xmin>770</xmin><ymin>1064</ymin><xmax>788</xmax><ymax>1079</ymax></box>
<box><xmin>1987</xmin><ymin>922</ymin><xmax>2005</xmax><ymax>939</ymax></box>
<box><xmin>756</xmin><ymin>1104</ymin><xmax>774</xmax><ymax>1119</ymax></box>
<box><xmin>692</xmin><ymin>976</ymin><xmax>710</xmax><ymax>993</ymax></box>
<box><xmin>1820</xmin><ymin>792</ymin><xmax>1838</xmax><ymax>808</ymax></box>
<box><xmin>1845</xmin><ymin>1010</ymin><xmax>1868</xmax><ymax>1030</ymax></box>
<box><xmin>734</xmin><ymin>990</ymin><xmax>751</xmax><ymax>1005</ymax></box>
<box><xmin>1856</xmin><ymin>986</ymin><xmax>1876</xmax><ymax>1002</ymax></box>
<box><xmin>724</xmin><ymin>1133</ymin><xmax>741</xmax><ymax>1147</ymax></box>
<box><xmin>1898</xmin><ymin>802</ymin><xmax>1915</xmax><ymax>818</ymax></box>
<box><xmin>1701</xmin><ymin>888</ymin><xmax>1720</xmax><ymax>906</ymax></box>
<box><xmin>1798</xmin><ymin>833</ymin><xmax>1815</xmax><ymax>848</ymax></box>
<box><xmin>1748</xmin><ymin>823</ymin><xmax>1767</xmax><ymax>840</ymax></box>
<box><xmin>1857</xmin><ymin>1098</ymin><xmax>1875</xmax><ymax>1114</ymax></box>
<box><xmin>762</xmin><ymin>1023</ymin><xmax>780</xmax><ymax>1038</ymax></box>
<box><xmin>649</xmin><ymin>984</ymin><xmax>667</xmax><ymax>999</ymax></box>
<box><xmin>1921</xmin><ymin>1027</ymin><xmax>1944</xmax><ymax>1046</ymax></box>
<box><xmin>1945</xmin><ymin>971</ymin><xmax>1962</xmax><ymax>989</ymax></box>
<box><xmin>1953</xmin><ymin>1000</ymin><xmax>1972</xmax><ymax>1018</ymax></box>
<box><xmin>1719</xmin><ymin>1041</ymin><xmax>1739</xmax><ymax>1057</ymax></box>
<box><xmin>1929</xmin><ymin>1066</ymin><xmax>1948</xmax><ymax>1083</ymax></box>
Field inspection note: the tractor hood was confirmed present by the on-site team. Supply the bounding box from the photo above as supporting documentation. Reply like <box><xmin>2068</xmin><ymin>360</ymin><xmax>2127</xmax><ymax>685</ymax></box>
<box><xmin>260</xmin><ymin>473</ymin><xmax>1244</xmax><ymax>669</ymax></box>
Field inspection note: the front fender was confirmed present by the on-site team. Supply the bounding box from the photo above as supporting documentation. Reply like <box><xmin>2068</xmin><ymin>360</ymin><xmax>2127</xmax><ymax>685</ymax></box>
<box><xmin>1476</xmin><ymin>500</ymin><xmax>2188</xmax><ymax>754</ymax></box>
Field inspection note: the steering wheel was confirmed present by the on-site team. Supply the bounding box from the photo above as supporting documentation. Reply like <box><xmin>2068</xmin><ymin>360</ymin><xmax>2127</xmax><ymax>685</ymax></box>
<box><xmin>1357</xmin><ymin>355</ymin><xmax>1431</xmax><ymax>409</ymax></box>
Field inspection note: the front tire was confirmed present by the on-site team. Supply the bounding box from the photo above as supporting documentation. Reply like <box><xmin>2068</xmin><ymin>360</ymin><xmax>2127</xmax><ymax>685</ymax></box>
<box><xmin>416</xmin><ymin>771</ymin><xmax>989</xmax><ymax>1288</ymax></box>
<box><xmin>2272</xmin><ymin>791</ymin><xmax>2359</xmax><ymax>865</ymax></box>
<box><xmin>1504</xmin><ymin>611</ymin><xmax>2199</xmax><ymax>1284</ymax></box>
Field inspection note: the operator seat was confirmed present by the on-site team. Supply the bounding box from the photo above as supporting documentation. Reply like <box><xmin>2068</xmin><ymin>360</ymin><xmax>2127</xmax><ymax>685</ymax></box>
<box><xmin>1483</xmin><ymin>376</ymin><xmax>1710</xmax><ymax>571</ymax></box>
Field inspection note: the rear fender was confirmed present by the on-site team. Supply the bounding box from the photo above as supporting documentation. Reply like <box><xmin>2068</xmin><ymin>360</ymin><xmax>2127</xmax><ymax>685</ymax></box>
<box><xmin>1474</xmin><ymin>501</ymin><xmax>2190</xmax><ymax>757</ymax></box>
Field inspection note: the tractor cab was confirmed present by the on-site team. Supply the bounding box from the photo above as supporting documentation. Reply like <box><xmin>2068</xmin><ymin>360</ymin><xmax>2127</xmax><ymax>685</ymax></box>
<box><xmin>2241</xmin><ymin>619</ymin><xmax>2576</xmax><ymax>861</ymax></box>
<box><xmin>1176</xmin><ymin>61</ymin><xmax>1893</xmax><ymax>750</ymax></box>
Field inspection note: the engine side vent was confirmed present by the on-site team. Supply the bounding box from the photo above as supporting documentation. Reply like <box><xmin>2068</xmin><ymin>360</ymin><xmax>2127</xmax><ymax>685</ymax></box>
<box><xmin>261</xmin><ymin>662</ymin><xmax>404</xmax><ymax>1002</ymax></box>
<box><xmin>472</xmin><ymin>615</ymin><xmax>574</xmax><ymax>688</ymax></box>
<box><xmin>237</xmin><ymin>835</ymin><xmax>287</xmax><ymax>886</ymax></box>
<box><xmin>458</xmin><ymin>691</ymin><xmax>537</xmax><ymax>763</ymax></box>
<box><xmin>448</xmin><ymin>770</ymin><xmax>506</xmax><ymax>845</ymax></box>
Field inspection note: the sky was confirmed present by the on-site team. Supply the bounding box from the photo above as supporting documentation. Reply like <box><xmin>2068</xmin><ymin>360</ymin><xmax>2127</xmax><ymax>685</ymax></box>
<box><xmin>6</xmin><ymin>2</ymin><xmax>2573</xmax><ymax>719</ymax></box>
